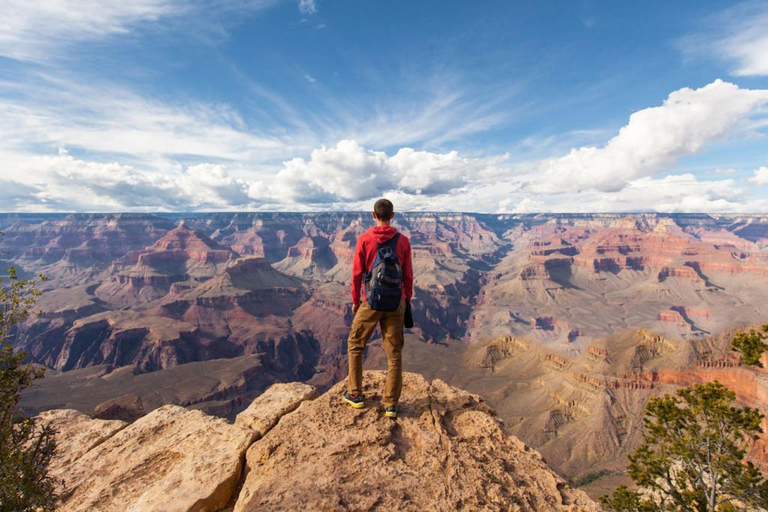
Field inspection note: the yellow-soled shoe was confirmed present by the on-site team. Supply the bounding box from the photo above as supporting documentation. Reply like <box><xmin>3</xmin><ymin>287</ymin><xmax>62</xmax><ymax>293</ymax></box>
<box><xmin>384</xmin><ymin>406</ymin><xmax>398</xmax><ymax>418</ymax></box>
<box><xmin>343</xmin><ymin>391</ymin><xmax>365</xmax><ymax>409</ymax></box>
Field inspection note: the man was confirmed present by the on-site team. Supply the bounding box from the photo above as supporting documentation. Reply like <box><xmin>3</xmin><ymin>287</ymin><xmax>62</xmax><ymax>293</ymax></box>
<box><xmin>343</xmin><ymin>198</ymin><xmax>413</xmax><ymax>419</ymax></box>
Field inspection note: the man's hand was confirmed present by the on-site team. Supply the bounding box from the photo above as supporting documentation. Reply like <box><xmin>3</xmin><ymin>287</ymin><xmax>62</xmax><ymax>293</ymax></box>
<box><xmin>353</xmin><ymin>303</ymin><xmax>360</xmax><ymax>315</ymax></box>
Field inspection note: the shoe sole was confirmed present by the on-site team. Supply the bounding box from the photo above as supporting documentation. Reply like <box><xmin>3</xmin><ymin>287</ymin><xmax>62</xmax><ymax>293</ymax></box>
<box><xmin>343</xmin><ymin>396</ymin><xmax>365</xmax><ymax>409</ymax></box>
<box><xmin>384</xmin><ymin>411</ymin><xmax>398</xmax><ymax>418</ymax></box>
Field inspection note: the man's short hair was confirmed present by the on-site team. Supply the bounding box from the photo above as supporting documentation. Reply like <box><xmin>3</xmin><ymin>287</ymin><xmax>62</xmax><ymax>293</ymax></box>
<box><xmin>373</xmin><ymin>198</ymin><xmax>394</xmax><ymax>221</ymax></box>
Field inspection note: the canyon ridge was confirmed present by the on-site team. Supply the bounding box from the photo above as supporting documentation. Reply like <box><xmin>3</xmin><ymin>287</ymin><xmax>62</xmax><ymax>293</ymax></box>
<box><xmin>4</xmin><ymin>211</ymin><xmax>768</xmax><ymax>499</ymax></box>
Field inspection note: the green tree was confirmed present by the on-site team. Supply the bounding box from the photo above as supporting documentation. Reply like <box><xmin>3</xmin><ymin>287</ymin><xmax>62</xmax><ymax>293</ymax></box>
<box><xmin>0</xmin><ymin>262</ymin><xmax>57</xmax><ymax>511</ymax></box>
<box><xmin>602</xmin><ymin>381</ymin><xmax>768</xmax><ymax>512</ymax></box>
<box><xmin>730</xmin><ymin>325</ymin><xmax>768</xmax><ymax>368</ymax></box>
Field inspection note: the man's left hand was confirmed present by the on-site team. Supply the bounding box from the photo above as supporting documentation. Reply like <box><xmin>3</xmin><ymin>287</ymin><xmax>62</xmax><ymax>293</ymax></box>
<box><xmin>352</xmin><ymin>303</ymin><xmax>360</xmax><ymax>315</ymax></box>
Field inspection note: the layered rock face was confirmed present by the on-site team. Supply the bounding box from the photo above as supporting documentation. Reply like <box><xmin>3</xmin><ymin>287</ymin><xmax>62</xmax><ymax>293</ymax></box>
<box><xmin>467</xmin><ymin>213</ymin><xmax>768</xmax><ymax>350</ymax></box>
<box><xmin>431</xmin><ymin>326</ymin><xmax>768</xmax><ymax>497</ymax></box>
<box><xmin>9</xmin><ymin>212</ymin><xmax>768</xmax><ymax>376</ymax></box>
<box><xmin>43</xmin><ymin>373</ymin><xmax>596</xmax><ymax>512</ymax></box>
<box><xmin>95</xmin><ymin>226</ymin><xmax>235</xmax><ymax>306</ymax></box>
<box><xmin>0</xmin><ymin>213</ymin><xmax>175</xmax><ymax>286</ymax></box>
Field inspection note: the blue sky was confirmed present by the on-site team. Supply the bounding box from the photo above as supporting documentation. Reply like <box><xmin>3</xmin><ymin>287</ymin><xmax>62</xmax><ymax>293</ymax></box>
<box><xmin>1</xmin><ymin>0</ymin><xmax>767</xmax><ymax>212</ymax></box>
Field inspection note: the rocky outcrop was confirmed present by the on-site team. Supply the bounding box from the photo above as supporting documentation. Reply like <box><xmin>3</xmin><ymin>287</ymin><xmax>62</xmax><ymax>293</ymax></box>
<box><xmin>56</xmin><ymin>405</ymin><xmax>255</xmax><ymax>512</ymax></box>
<box><xmin>235</xmin><ymin>381</ymin><xmax>317</xmax><ymax>438</ymax></box>
<box><xmin>234</xmin><ymin>372</ymin><xmax>597</xmax><ymax>511</ymax></box>
<box><xmin>44</xmin><ymin>373</ymin><xmax>596</xmax><ymax>512</ymax></box>
<box><xmin>37</xmin><ymin>409</ymin><xmax>127</xmax><ymax>475</ymax></box>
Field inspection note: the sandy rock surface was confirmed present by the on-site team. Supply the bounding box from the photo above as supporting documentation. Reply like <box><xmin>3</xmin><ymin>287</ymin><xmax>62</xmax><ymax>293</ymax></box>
<box><xmin>234</xmin><ymin>371</ymin><xmax>598</xmax><ymax>512</ymax></box>
<box><xmin>235</xmin><ymin>381</ymin><xmax>317</xmax><ymax>437</ymax></box>
<box><xmin>37</xmin><ymin>409</ymin><xmax>126</xmax><ymax>476</ymax></box>
<box><xmin>58</xmin><ymin>404</ymin><xmax>255</xmax><ymax>512</ymax></box>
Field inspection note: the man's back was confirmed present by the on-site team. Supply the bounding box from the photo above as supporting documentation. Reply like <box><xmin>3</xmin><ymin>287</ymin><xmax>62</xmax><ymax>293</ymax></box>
<box><xmin>351</xmin><ymin>225</ymin><xmax>413</xmax><ymax>309</ymax></box>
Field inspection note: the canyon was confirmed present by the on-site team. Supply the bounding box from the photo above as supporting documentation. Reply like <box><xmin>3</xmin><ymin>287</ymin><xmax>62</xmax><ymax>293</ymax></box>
<box><xmin>4</xmin><ymin>211</ymin><xmax>768</xmax><ymax>498</ymax></box>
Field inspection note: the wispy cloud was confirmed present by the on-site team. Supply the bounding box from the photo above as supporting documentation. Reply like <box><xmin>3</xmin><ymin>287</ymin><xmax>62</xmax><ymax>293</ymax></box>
<box><xmin>0</xmin><ymin>72</ymin><xmax>309</xmax><ymax>163</ymax></box>
<box><xmin>682</xmin><ymin>1</ymin><xmax>768</xmax><ymax>77</ymax></box>
<box><xmin>0</xmin><ymin>0</ymin><xmax>282</xmax><ymax>62</ymax></box>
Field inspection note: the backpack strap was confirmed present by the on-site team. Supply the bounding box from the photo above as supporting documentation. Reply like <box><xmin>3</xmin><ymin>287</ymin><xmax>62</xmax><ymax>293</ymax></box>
<box><xmin>376</xmin><ymin>232</ymin><xmax>400</xmax><ymax>250</ymax></box>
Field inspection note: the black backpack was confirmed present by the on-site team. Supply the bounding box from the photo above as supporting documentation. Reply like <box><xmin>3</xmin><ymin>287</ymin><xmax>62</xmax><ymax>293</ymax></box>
<box><xmin>365</xmin><ymin>233</ymin><xmax>403</xmax><ymax>312</ymax></box>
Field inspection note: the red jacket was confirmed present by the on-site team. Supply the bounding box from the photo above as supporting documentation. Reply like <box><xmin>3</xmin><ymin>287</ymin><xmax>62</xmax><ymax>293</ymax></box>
<box><xmin>351</xmin><ymin>226</ymin><xmax>413</xmax><ymax>306</ymax></box>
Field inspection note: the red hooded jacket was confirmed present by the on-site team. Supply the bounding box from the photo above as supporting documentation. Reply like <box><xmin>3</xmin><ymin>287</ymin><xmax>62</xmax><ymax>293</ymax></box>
<box><xmin>351</xmin><ymin>225</ymin><xmax>413</xmax><ymax>306</ymax></box>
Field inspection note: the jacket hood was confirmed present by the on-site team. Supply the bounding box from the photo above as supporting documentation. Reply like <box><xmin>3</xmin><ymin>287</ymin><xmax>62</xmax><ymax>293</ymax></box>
<box><xmin>368</xmin><ymin>225</ymin><xmax>398</xmax><ymax>243</ymax></box>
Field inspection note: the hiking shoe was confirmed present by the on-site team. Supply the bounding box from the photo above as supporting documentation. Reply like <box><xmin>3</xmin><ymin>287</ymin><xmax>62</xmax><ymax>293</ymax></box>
<box><xmin>343</xmin><ymin>391</ymin><xmax>365</xmax><ymax>409</ymax></box>
<box><xmin>384</xmin><ymin>406</ymin><xmax>398</xmax><ymax>418</ymax></box>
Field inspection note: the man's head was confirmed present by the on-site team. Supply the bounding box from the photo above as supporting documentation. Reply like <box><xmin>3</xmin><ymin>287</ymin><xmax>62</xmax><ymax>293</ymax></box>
<box><xmin>373</xmin><ymin>198</ymin><xmax>394</xmax><ymax>224</ymax></box>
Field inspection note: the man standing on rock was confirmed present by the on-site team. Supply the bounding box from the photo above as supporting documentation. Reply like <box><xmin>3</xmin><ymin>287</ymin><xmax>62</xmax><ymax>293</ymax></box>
<box><xmin>344</xmin><ymin>198</ymin><xmax>413</xmax><ymax>418</ymax></box>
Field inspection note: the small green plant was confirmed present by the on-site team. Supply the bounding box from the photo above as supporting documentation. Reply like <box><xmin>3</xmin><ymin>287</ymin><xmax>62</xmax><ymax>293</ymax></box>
<box><xmin>602</xmin><ymin>381</ymin><xmax>768</xmax><ymax>511</ymax></box>
<box><xmin>0</xmin><ymin>262</ymin><xmax>57</xmax><ymax>511</ymax></box>
<box><xmin>730</xmin><ymin>325</ymin><xmax>768</xmax><ymax>367</ymax></box>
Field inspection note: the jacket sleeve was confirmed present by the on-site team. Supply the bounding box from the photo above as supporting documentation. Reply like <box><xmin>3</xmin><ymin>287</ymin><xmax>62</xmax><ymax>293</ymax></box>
<box><xmin>401</xmin><ymin>236</ymin><xmax>413</xmax><ymax>301</ymax></box>
<box><xmin>351</xmin><ymin>237</ymin><xmax>365</xmax><ymax>306</ymax></box>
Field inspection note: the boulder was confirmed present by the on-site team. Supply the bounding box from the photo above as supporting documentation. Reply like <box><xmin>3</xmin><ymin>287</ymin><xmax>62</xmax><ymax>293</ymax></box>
<box><xmin>234</xmin><ymin>371</ymin><xmax>598</xmax><ymax>512</ymax></box>
<box><xmin>91</xmin><ymin>393</ymin><xmax>146</xmax><ymax>423</ymax></box>
<box><xmin>58</xmin><ymin>405</ymin><xmax>255</xmax><ymax>512</ymax></box>
<box><xmin>235</xmin><ymin>381</ymin><xmax>317</xmax><ymax>437</ymax></box>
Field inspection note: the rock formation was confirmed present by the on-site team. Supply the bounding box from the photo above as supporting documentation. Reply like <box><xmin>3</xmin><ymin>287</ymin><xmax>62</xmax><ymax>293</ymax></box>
<box><xmin>91</xmin><ymin>393</ymin><xmax>146</xmax><ymax>423</ymax></box>
<box><xmin>54</xmin><ymin>405</ymin><xmax>255</xmax><ymax>512</ymax></box>
<box><xmin>234</xmin><ymin>372</ymin><xmax>596</xmax><ymax>511</ymax></box>
<box><xmin>44</xmin><ymin>373</ymin><xmax>596</xmax><ymax>512</ymax></box>
<box><xmin>37</xmin><ymin>409</ymin><xmax>127</xmax><ymax>475</ymax></box>
<box><xmin>234</xmin><ymin>381</ymin><xmax>317</xmax><ymax>438</ymax></box>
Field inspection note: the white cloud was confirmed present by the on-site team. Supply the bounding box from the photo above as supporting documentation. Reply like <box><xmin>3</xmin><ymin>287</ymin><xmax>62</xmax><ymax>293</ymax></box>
<box><xmin>713</xmin><ymin>3</ymin><xmax>768</xmax><ymax>76</ymax></box>
<box><xmin>0</xmin><ymin>0</ymin><xmax>282</xmax><ymax>62</ymax></box>
<box><xmin>272</xmin><ymin>140</ymin><xmax>502</xmax><ymax>203</ymax></box>
<box><xmin>0</xmin><ymin>75</ymin><xmax>300</xmax><ymax>163</ymax></box>
<box><xmin>751</xmin><ymin>166</ymin><xmax>768</xmax><ymax>186</ymax></box>
<box><xmin>2</xmin><ymin>78</ymin><xmax>768</xmax><ymax>214</ymax></box>
<box><xmin>502</xmin><ymin>174</ymin><xmax>765</xmax><ymax>214</ymax></box>
<box><xmin>0</xmin><ymin>72</ymin><xmax>519</xmax><ymax>172</ymax></box>
<box><xmin>298</xmin><ymin>0</ymin><xmax>317</xmax><ymax>15</ymax></box>
<box><xmin>2</xmin><ymin>152</ymin><xmax>262</xmax><ymax>211</ymax></box>
<box><xmin>0</xmin><ymin>0</ymin><xmax>176</xmax><ymax>61</ymax></box>
<box><xmin>530</xmin><ymin>80</ymin><xmax>768</xmax><ymax>194</ymax></box>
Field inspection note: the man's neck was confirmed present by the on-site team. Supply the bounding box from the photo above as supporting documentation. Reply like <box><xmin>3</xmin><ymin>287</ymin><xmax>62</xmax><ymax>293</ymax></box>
<box><xmin>375</xmin><ymin>220</ymin><xmax>391</xmax><ymax>227</ymax></box>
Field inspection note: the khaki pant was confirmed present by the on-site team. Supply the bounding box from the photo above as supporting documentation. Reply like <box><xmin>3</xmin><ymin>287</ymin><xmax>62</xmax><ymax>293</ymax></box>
<box><xmin>347</xmin><ymin>300</ymin><xmax>405</xmax><ymax>407</ymax></box>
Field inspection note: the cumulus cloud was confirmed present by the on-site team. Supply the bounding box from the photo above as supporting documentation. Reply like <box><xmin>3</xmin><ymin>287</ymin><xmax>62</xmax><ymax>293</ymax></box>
<box><xmin>2</xmin><ymin>78</ymin><xmax>768</xmax><ymax>213</ymax></box>
<box><xmin>4</xmin><ymin>152</ymin><xmax>262</xmax><ymax>211</ymax></box>
<box><xmin>504</xmin><ymin>174</ymin><xmax>763</xmax><ymax>214</ymax></box>
<box><xmin>530</xmin><ymin>80</ymin><xmax>768</xmax><ymax>194</ymax></box>
<box><xmin>272</xmin><ymin>140</ymin><xmax>503</xmax><ymax>204</ymax></box>
<box><xmin>3</xmin><ymin>145</ymin><xmax>768</xmax><ymax>214</ymax></box>
<box><xmin>751</xmin><ymin>166</ymin><xmax>768</xmax><ymax>186</ymax></box>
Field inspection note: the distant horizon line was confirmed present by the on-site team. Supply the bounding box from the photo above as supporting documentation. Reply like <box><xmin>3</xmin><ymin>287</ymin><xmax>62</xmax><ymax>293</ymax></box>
<box><xmin>1</xmin><ymin>211</ymin><xmax>768</xmax><ymax>217</ymax></box>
